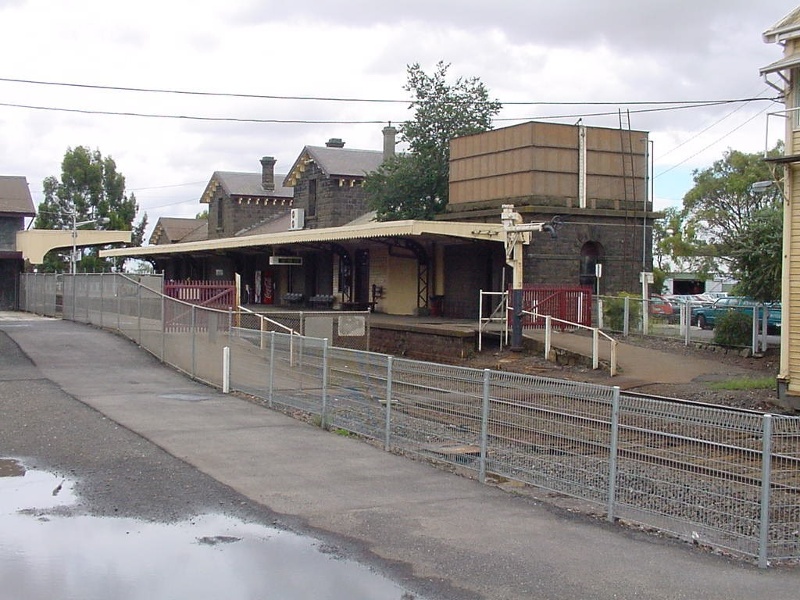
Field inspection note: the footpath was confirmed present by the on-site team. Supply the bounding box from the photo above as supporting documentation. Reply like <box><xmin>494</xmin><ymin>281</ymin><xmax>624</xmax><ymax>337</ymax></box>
<box><xmin>2</xmin><ymin>313</ymin><xmax>798</xmax><ymax>600</ymax></box>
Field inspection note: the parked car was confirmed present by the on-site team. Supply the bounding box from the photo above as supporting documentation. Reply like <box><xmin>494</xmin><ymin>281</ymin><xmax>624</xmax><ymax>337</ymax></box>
<box><xmin>649</xmin><ymin>295</ymin><xmax>675</xmax><ymax>321</ymax></box>
<box><xmin>662</xmin><ymin>294</ymin><xmax>712</xmax><ymax>325</ymax></box>
<box><xmin>691</xmin><ymin>297</ymin><xmax>781</xmax><ymax>334</ymax></box>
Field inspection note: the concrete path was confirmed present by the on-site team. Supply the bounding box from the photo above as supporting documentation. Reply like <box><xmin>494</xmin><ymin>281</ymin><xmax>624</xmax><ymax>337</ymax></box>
<box><xmin>2</xmin><ymin>313</ymin><xmax>798</xmax><ymax>600</ymax></box>
<box><xmin>522</xmin><ymin>328</ymin><xmax>757</xmax><ymax>386</ymax></box>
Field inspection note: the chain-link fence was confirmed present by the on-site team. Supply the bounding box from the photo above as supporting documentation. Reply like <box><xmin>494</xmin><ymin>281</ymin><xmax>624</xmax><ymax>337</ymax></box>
<box><xmin>596</xmin><ymin>294</ymin><xmax>777</xmax><ymax>353</ymax></box>
<box><xmin>18</xmin><ymin>273</ymin><xmax>800</xmax><ymax>566</ymax></box>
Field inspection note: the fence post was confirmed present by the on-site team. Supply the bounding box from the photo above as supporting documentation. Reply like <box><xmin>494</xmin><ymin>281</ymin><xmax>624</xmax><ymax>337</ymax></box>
<box><xmin>758</xmin><ymin>414</ymin><xmax>774</xmax><ymax>569</ymax></box>
<box><xmin>623</xmin><ymin>296</ymin><xmax>630</xmax><ymax>337</ymax></box>
<box><xmin>136</xmin><ymin>282</ymin><xmax>142</xmax><ymax>344</ymax></box>
<box><xmin>117</xmin><ymin>275</ymin><xmax>122</xmax><ymax>332</ymax></box>
<box><xmin>384</xmin><ymin>356</ymin><xmax>393</xmax><ymax>451</ymax></box>
<box><xmin>479</xmin><ymin>369</ymin><xmax>491</xmax><ymax>484</ymax></box>
<box><xmin>228</xmin><ymin>307</ymin><xmax>233</xmax><ymax>345</ymax></box>
<box><xmin>222</xmin><ymin>346</ymin><xmax>230</xmax><ymax>393</ymax></box>
<box><xmin>597</xmin><ymin>298</ymin><xmax>604</xmax><ymax>330</ymax></box>
<box><xmin>544</xmin><ymin>315</ymin><xmax>552</xmax><ymax>360</ymax></box>
<box><xmin>607</xmin><ymin>386</ymin><xmax>621</xmax><ymax>523</ymax></box>
<box><xmin>268</xmin><ymin>331</ymin><xmax>275</xmax><ymax>409</ymax></box>
<box><xmin>260</xmin><ymin>315</ymin><xmax>266</xmax><ymax>350</ymax></box>
<box><xmin>99</xmin><ymin>272</ymin><xmax>104</xmax><ymax>329</ymax></box>
<box><xmin>321</xmin><ymin>340</ymin><xmax>329</xmax><ymax>429</ymax></box>
<box><xmin>298</xmin><ymin>335</ymin><xmax>305</xmax><ymax>391</ymax></box>
<box><xmin>592</xmin><ymin>329</ymin><xmax>599</xmax><ymax>370</ymax></box>
<box><xmin>160</xmin><ymin>292</ymin><xmax>166</xmax><ymax>362</ymax></box>
<box><xmin>752</xmin><ymin>309</ymin><xmax>759</xmax><ymax>356</ymax></box>
<box><xmin>191</xmin><ymin>305</ymin><xmax>197</xmax><ymax>379</ymax></box>
<box><xmin>71</xmin><ymin>273</ymin><xmax>77</xmax><ymax>321</ymax></box>
<box><xmin>683</xmin><ymin>303</ymin><xmax>691</xmax><ymax>346</ymax></box>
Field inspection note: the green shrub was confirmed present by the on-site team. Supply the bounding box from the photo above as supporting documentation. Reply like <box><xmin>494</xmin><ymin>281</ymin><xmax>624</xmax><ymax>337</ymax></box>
<box><xmin>603</xmin><ymin>293</ymin><xmax>641</xmax><ymax>331</ymax></box>
<box><xmin>713</xmin><ymin>311</ymin><xmax>751</xmax><ymax>347</ymax></box>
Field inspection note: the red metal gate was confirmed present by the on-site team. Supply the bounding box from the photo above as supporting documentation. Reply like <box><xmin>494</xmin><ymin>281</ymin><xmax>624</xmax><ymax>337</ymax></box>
<box><xmin>510</xmin><ymin>285</ymin><xmax>593</xmax><ymax>329</ymax></box>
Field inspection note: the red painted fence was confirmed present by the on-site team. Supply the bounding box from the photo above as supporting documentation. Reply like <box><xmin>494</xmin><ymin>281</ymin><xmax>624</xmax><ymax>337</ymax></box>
<box><xmin>511</xmin><ymin>285</ymin><xmax>593</xmax><ymax>329</ymax></box>
<box><xmin>164</xmin><ymin>280</ymin><xmax>237</xmax><ymax>308</ymax></box>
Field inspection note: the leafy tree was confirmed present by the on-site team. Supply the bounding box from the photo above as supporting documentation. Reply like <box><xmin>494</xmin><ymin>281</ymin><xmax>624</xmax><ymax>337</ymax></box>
<box><xmin>653</xmin><ymin>205</ymin><xmax>717</xmax><ymax>276</ymax></box>
<box><xmin>682</xmin><ymin>144</ymin><xmax>782</xmax><ymax>261</ymax></box>
<box><xmin>34</xmin><ymin>147</ymin><xmax>147</xmax><ymax>272</ymax></box>
<box><xmin>729</xmin><ymin>204</ymin><xmax>782</xmax><ymax>302</ymax></box>
<box><xmin>367</xmin><ymin>62</ymin><xmax>501</xmax><ymax>220</ymax></box>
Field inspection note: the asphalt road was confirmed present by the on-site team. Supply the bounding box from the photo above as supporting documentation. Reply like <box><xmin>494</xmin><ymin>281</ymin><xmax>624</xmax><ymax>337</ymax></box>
<box><xmin>2</xmin><ymin>314</ymin><xmax>799</xmax><ymax>600</ymax></box>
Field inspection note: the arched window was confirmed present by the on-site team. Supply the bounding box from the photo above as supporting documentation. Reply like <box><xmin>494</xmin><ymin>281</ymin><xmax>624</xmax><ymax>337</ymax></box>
<box><xmin>579</xmin><ymin>241</ymin><xmax>603</xmax><ymax>290</ymax></box>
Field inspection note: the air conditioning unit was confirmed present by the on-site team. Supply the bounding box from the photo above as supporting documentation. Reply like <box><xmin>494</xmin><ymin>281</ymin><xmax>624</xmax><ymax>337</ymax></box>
<box><xmin>269</xmin><ymin>256</ymin><xmax>303</xmax><ymax>266</ymax></box>
<box><xmin>289</xmin><ymin>208</ymin><xmax>305</xmax><ymax>230</ymax></box>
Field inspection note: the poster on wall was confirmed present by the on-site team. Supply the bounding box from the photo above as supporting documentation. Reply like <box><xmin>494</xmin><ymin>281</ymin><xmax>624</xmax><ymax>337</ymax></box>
<box><xmin>254</xmin><ymin>270</ymin><xmax>261</xmax><ymax>304</ymax></box>
<box><xmin>262</xmin><ymin>271</ymin><xmax>274</xmax><ymax>305</ymax></box>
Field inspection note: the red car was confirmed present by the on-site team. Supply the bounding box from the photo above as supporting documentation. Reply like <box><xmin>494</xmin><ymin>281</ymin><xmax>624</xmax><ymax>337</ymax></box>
<box><xmin>649</xmin><ymin>295</ymin><xmax>675</xmax><ymax>319</ymax></box>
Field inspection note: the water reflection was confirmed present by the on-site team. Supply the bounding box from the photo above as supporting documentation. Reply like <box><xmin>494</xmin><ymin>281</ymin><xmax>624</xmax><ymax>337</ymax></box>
<box><xmin>0</xmin><ymin>459</ymin><xmax>420</xmax><ymax>600</ymax></box>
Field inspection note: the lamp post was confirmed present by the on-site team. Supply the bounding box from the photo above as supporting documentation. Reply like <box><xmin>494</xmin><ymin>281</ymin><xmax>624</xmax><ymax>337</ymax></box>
<box><xmin>70</xmin><ymin>214</ymin><xmax>110</xmax><ymax>274</ymax></box>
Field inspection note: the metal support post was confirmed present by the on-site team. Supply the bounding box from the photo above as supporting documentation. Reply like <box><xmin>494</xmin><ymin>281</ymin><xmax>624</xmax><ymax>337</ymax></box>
<box><xmin>511</xmin><ymin>288</ymin><xmax>523</xmax><ymax>351</ymax></box>
<box><xmin>479</xmin><ymin>369</ymin><xmax>491</xmax><ymax>483</ymax></box>
<box><xmin>607</xmin><ymin>386</ymin><xmax>621</xmax><ymax>523</ymax></box>
<box><xmin>268</xmin><ymin>331</ymin><xmax>275</xmax><ymax>409</ymax></box>
<box><xmin>384</xmin><ymin>357</ymin><xmax>393</xmax><ymax>451</ymax></box>
<box><xmin>222</xmin><ymin>346</ymin><xmax>230</xmax><ymax>393</ymax></box>
<box><xmin>191</xmin><ymin>305</ymin><xmax>197</xmax><ymax>379</ymax></box>
<box><xmin>321</xmin><ymin>340</ymin><xmax>329</xmax><ymax>429</ymax></box>
<box><xmin>758</xmin><ymin>414</ymin><xmax>773</xmax><ymax>569</ymax></box>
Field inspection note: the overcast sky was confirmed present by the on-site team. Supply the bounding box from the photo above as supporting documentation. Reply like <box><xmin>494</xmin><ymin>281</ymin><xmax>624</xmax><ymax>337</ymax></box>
<box><xmin>0</xmin><ymin>0</ymin><xmax>794</xmax><ymax>237</ymax></box>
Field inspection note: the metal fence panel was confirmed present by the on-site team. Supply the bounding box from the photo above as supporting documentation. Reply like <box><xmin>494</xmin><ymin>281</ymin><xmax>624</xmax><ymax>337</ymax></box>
<box><xmin>17</xmin><ymin>275</ymin><xmax>800</xmax><ymax>565</ymax></box>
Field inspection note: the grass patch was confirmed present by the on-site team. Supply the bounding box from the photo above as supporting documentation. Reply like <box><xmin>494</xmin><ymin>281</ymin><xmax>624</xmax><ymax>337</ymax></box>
<box><xmin>709</xmin><ymin>376</ymin><xmax>775</xmax><ymax>391</ymax></box>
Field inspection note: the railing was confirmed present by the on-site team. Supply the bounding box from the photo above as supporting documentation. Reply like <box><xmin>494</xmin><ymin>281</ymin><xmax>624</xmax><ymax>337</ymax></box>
<box><xmin>523</xmin><ymin>308</ymin><xmax>618</xmax><ymax>376</ymax></box>
<box><xmin>477</xmin><ymin>289</ymin><xmax>508</xmax><ymax>351</ymax></box>
<box><xmin>18</xmin><ymin>272</ymin><xmax>800</xmax><ymax>567</ymax></box>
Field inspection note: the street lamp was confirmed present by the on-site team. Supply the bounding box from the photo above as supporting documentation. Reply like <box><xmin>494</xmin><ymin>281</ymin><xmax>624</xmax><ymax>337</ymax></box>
<box><xmin>70</xmin><ymin>214</ymin><xmax>110</xmax><ymax>275</ymax></box>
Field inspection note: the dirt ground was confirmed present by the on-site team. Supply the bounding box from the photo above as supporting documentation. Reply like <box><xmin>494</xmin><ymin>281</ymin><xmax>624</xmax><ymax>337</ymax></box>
<box><xmin>461</xmin><ymin>335</ymin><xmax>788</xmax><ymax>414</ymax></box>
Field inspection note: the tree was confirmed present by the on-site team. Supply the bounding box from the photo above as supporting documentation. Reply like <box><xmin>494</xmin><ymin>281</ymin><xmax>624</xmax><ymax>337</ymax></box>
<box><xmin>34</xmin><ymin>147</ymin><xmax>147</xmax><ymax>272</ymax></box>
<box><xmin>682</xmin><ymin>145</ymin><xmax>782</xmax><ymax>260</ymax></box>
<box><xmin>729</xmin><ymin>204</ymin><xmax>782</xmax><ymax>302</ymax></box>
<box><xmin>367</xmin><ymin>62</ymin><xmax>501</xmax><ymax>220</ymax></box>
<box><xmin>653</xmin><ymin>205</ymin><xmax>717</xmax><ymax>276</ymax></box>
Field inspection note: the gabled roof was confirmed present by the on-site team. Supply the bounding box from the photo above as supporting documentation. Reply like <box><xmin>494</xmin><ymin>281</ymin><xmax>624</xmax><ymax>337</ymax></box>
<box><xmin>763</xmin><ymin>7</ymin><xmax>800</xmax><ymax>43</ymax></box>
<box><xmin>149</xmin><ymin>217</ymin><xmax>208</xmax><ymax>245</ymax></box>
<box><xmin>0</xmin><ymin>176</ymin><xmax>35</xmax><ymax>217</ymax></box>
<box><xmin>235</xmin><ymin>212</ymin><xmax>292</xmax><ymax>237</ymax></box>
<box><xmin>200</xmin><ymin>171</ymin><xmax>293</xmax><ymax>204</ymax></box>
<box><xmin>284</xmin><ymin>146</ymin><xmax>384</xmax><ymax>187</ymax></box>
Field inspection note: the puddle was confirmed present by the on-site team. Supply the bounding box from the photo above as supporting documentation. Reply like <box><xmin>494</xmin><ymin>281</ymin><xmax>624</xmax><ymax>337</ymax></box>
<box><xmin>0</xmin><ymin>459</ymin><xmax>425</xmax><ymax>600</ymax></box>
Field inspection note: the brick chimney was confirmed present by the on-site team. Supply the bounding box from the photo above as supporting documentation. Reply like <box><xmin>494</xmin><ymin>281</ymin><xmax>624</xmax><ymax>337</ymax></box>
<box><xmin>325</xmin><ymin>138</ymin><xmax>345</xmax><ymax>148</ymax></box>
<box><xmin>382</xmin><ymin>124</ymin><xmax>397</xmax><ymax>161</ymax></box>
<box><xmin>260</xmin><ymin>156</ymin><xmax>276</xmax><ymax>191</ymax></box>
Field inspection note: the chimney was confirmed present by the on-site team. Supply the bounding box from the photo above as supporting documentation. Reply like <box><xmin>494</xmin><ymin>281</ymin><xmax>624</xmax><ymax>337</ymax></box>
<box><xmin>325</xmin><ymin>138</ymin><xmax>345</xmax><ymax>148</ymax></box>
<box><xmin>260</xmin><ymin>156</ymin><xmax>276</xmax><ymax>191</ymax></box>
<box><xmin>382</xmin><ymin>124</ymin><xmax>397</xmax><ymax>161</ymax></box>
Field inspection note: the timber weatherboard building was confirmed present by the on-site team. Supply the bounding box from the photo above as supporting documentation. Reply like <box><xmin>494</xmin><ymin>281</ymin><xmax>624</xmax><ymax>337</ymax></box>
<box><xmin>761</xmin><ymin>5</ymin><xmax>800</xmax><ymax>410</ymax></box>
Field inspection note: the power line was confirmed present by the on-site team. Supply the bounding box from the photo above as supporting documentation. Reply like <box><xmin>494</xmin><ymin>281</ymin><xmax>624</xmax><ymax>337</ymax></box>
<box><xmin>0</xmin><ymin>75</ymin><xmax>779</xmax><ymax>107</ymax></box>
<box><xmin>0</xmin><ymin>97</ymin><xmax>777</xmax><ymax>127</ymax></box>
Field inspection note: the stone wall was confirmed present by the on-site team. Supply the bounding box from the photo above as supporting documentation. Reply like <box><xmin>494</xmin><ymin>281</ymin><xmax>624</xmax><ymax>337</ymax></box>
<box><xmin>369</xmin><ymin>322</ymin><xmax>476</xmax><ymax>362</ymax></box>
<box><xmin>293</xmin><ymin>163</ymin><xmax>371</xmax><ymax>229</ymax></box>
<box><xmin>209</xmin><ymin>194</ymin><xmax>289</xmax><ymax>239</ymax></box>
